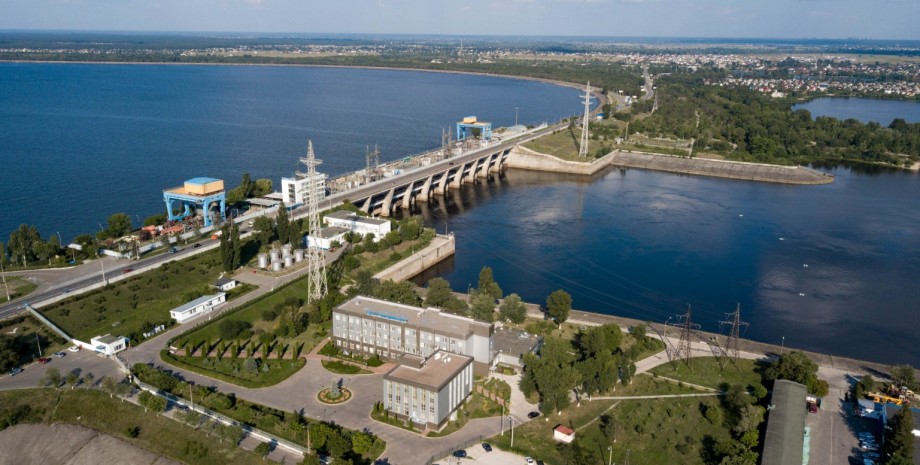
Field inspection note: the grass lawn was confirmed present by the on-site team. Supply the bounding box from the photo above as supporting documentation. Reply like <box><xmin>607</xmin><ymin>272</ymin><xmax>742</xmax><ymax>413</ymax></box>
<box><xmin>649</xmin><ymin>356</ymin><xmax>763</xmax><ymax>391</ymax></box>
<box><xmin>0</xmin><ymin>314</ymin><xmax>70</xmax><ymax>366</ymax></box>
<box><xmin>162</xmin><ymin>350</ymin><xmax>307</xmax><ymax>388</ymax></box>
<box><xmin>427</xmin><ymin>391</ymin><xmax>503</xmax><ymax>437</ymax></box>
<box><xmin>39</xmin><ymin>249</ymin><xmax>228</xmax><ymax>342</ymax></box>
<box><xmin>599</xmin><ymin>373</ymin><xmax>707</xmax><ymax>397</ymax></box>
<box><xmin>0</xmin><ymin>388</ymin><xmax>266</xmax><ymax>465</ymax></box>
<box><xmin>522</xmin><ymin>127</ymin><xmax>583</xmax><ymax>160</ymax></box>
<box><xmin>5</xmin><ymin>277</ymin><xmax>37</xmax><ymax>300</ymax></box>
<box><xmin>348</xmin><ymin>228</ymin><xmax>436</xmax><ymax>278</ymax></box>
<box><xmin>491</xmin><ymin>390</ymin><xmax>733</xmax><ymax>465</ymax></box>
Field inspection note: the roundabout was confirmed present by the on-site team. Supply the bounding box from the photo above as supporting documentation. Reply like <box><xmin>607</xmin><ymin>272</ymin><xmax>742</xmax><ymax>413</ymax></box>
<box><xmin>317</xmin><ymin>385</ymin><xmax>352</xmax><ymax>405</ymax></box>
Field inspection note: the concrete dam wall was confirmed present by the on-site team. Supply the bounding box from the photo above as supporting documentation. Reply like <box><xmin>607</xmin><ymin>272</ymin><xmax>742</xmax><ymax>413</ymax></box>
<box><xmin>507</xmin><ymin>147</ymin><xmax>834</xmax><ymax>185</ymax></box>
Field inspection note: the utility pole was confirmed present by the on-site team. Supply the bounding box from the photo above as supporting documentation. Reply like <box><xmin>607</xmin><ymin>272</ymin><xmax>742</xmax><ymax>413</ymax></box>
<box><xmin>515</xmin><ymin>107</ymin><xmax>519</xmax><ymax>126</ymax></box>
<box><xmin>579</xmin><ymin>81</ymin><xmax>591</xmax><ymax>157</ymax></box>
<box><xmin>608</xmin><ymin>446</ymin><xmax>613</xmax><ymax>465</ymax></box>
<box><xmin>719</xmin><ymin>303</ymin><xmax>749</xmax><ymax>360</ymax></box>
<box><xmin>300</xmin><ymin>140</ymin><xmax>327</xmax><ymax>304</ymax></box>
<box><xmin>35</xmin><ymin>333</ymin><xmax>43</xmax><ymax>357</ymax></box>
<box><xmin>1</xmin><ymin>256</ymin><xmax>10</xmax><ymax>301</ymax></box>
<box><xmin>509</xmin><ymin>415</ymin><xmax>514</xmax><ymax>448</ymax></box>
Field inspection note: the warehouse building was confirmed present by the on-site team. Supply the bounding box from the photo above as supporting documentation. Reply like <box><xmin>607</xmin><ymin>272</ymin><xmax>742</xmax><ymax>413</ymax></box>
<box><xmin>323</xmin><ymin>211</ymin><xmax>391</xmax><ymax>241</ymax></box>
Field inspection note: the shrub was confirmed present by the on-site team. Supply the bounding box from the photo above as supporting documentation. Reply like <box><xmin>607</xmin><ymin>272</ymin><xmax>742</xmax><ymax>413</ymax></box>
<box><xmin>218</xmin><ymin>320</ymin><xmax>252</xmax><ymax>340</ymax></box>
<box><xmin>261</xmin><ymin>309</ymin><xmax>279</xmax><ymax>322</ymax></box>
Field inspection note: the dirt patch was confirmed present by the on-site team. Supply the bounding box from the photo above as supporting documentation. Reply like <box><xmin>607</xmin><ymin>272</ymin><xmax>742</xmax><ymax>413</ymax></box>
<box><xmin>0</xmin><ymin>423</ymin><xmax>181</xmax><ymax>465</ymax></box>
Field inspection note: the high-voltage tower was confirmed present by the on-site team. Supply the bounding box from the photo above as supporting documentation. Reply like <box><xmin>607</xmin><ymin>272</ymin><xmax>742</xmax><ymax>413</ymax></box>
<box><xmin>301</xmin><ymin>140</ymin><xmax>327</xmax><ymax>303</ymax></box>
<box><xmin>579</xmin><ymin>81</ymin><xmax>591</xmax><ymax>157</ymax></box>
<box><xmin>719</xmin><ymin>303</ymin><xmax>749</xmax><ymax>360</ymax></box>
<box><xmin>671</xmin><ymin>305</ymin><xmax>700</xmax><ymax>366</ymax></box>
<box><xmin>365</xmin><ymin>144</ymin><xmax>381</xmax><ymax>182</ymax></box>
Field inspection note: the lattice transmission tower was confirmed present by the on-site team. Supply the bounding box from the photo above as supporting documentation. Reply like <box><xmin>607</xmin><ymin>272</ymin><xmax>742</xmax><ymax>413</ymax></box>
<box><xmin>719</xmin><ymin>303</ymin><xmax>749</xmax><ymax>360</ymax></box>
<box><xmin>579</xmin><ymin>81</ymin><xmax>591</xmax><ymax>157</ymax></box>
<box><xmin>299</xmin><ymin>140</ymin><xmax>327</xmax><ymax>303</ymax></box>
<box><xmin>672</xmin><ymin>305</ymin><xmax>700</xmax><ymax>366</ymax></box>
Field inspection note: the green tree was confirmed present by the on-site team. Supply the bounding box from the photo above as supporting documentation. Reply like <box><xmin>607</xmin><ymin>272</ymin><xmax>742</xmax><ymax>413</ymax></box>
<box><xmin>0</xmin><ymin>335</ymin><xmax>18</xmax><ymax>373</ymax></box>
<box><xmin>276</xmin><ymin>202</ymin><xmax>291</xmax><ymax>246</ymax></box>
<box><xmin>498</xmin><ymin>293</ymin><xmax>527</xmax><ymax>324</ymax></box>
<box><xmin>143</xmin><ymin>213</ymin><xmax>167</xmax><ymax>226</ymax></box>
<box><xmin>300</xmin><ymin>455</ymin><xmax>322</xmax><ymax>465</ymax></box>
<box><xmin>7</xmin><ymin>224</ymin><xmax>42</xmax><ymax>265</ymax></box>
<box><xmin>65</xmin><ymin>371</ymin><xmax>80</xmax><ymax>390</ymax></box>
<box><xmin>253</xmin><ymin>216</ymin><xmax>275</xmax><ymax>246</ymax></box>
<box><xmin>470</xmin><ymin>291</ymin><xmax>495</xmax><ymax>322</ymax></box>
<box><xmin>854</xmin><ymin>374</ymin><xmax>876</xmax><ymax>399</ymax></box>
<box><xmin>288</xmin><ymin>219</ymin><xmax>302</xmax><ymax>248</ymax></box>
<box><xmin>352</xmin><ymin>270</ymin><xmax>377</xmax><ymax>297</ymax></box>
<box><xmin>351</xmin><ymin>431</ymin><xmax>374</xmax><ymax>454</ymax></box>
<box><xmin>424</xmin><ymin>277</ymin><xmax>453</xmax><ymax>307</ymax></box>
<box><xmin>478</xmin><ymin>266</ymin><xmax>503</xmax><ymax>300</ymax></box>
<box><xmin>107</xmin><ymin>213</ymin><xmax>133</xmax><ymax>238</ymax></box>
<box><xmin>253</xmin><ymin>179</ymin><xmax>273</xmax><ymax>197</ymax></box>
<box><xmin>522</xmin><ymin>337</ymin><xmax>582</xmax><ymax>414</ymax></box>
<box><xmin>82</xmin><ymin>372</ymin><xmax>94</xmax><ymax>387</ymax></box>
<box><xmin>763</xmin><ymin>350</ymin><xmax>827</xmax><ymax>395</ymax></box>
<box><xmin>101</xmin><ymin>376</ymin><xmax>118</xmax><ymax>398</ymax></box>
<box><xmin>231</xmin><ymin>219</ymin><xmax>242</xmax><ymax>268</ymax></box>
<box><xmin>733</xmin><ymin>405</ymin><xmax>765</xmax><ymax>437</ymax></box>
<box><xmin>219</xmin><ymin>223</ymin><xmax>233</xmax><ymax>272</ymax></box>
<box><xmin>40</xmin><ymin>367</ymin><xmax>62</xmax><ymax>388</ymax></box>
<box><xmin>254</xmin><ymin>441</ymin><xmax>272</xmax><ymax>459</ymax></box>
<box><xmin>882</xmin><ymin>405</ymin><xmax>915</xmax><ymax>465</ymax></box>
<box><xmin>890</xmin><ymin>364</ymin><xmax>918</xmax><ymax>391</ymax></box>
<box><xmin>546</xmin><ymin>289</ymin><xmax>572</xmax><ymax>325</ymax></box>
<box><xmin>375</xmin><ymin>280</ymin><xmax>420</xmax><ymax>306</ymax></box>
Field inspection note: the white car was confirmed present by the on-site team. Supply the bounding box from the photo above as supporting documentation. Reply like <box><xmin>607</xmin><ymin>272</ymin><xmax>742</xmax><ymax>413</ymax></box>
<box><xmin>525</xmin><ymin>458</ymin><xmax>535</xmax><ymax>465</ymax></box>
<box><xmin>68</xmin><ymin>346</ymin><xmax>81</xmax><ymax>353</ymax></box>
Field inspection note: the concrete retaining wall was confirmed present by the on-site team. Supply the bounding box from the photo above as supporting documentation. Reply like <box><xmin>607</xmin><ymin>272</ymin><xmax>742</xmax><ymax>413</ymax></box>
<box><xmin>374</xmin><ymin>234</ymin><xmax>455</xmax><ymax>282</ymax></box>
<box><xmin>507</xmin><ymin>146</ymin><xmax>834</xmax><ymax>185</ymax></box>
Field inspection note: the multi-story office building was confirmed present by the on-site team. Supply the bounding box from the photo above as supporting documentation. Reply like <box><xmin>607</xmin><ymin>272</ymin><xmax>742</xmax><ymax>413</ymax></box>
<box><xmin>331</xmin><ymin>296</ymin><xmax>494</xmax><ymax>374</ymax></box>
<box><xmin>382</xmin><ymin>350</ymin><xmax>473</xmax><ymax>430</ymax></box>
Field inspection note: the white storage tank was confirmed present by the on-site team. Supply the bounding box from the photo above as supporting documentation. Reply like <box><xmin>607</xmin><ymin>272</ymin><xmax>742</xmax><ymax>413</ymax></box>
<box><xmin>282</xmin><ymin>243</ymin><xmax>292</xmax><ymax>258</ymax></box>
<box><xmin>294</xmin><ymin>249</ymin><xmax>304</xmax><ymax>262</ymax></box>
<box><xmin>284</xmin><ymin>256</ymin><xmax>293</xmax><ymax>267</ymax></box>
<box><xmin>269</xmin><ymin>248</ymin><xmax>280</xmax><ymax>262</ymax></box>
<box><xmin>271</xmin><ymin>261</ymin><xmax>282</xmax><ymax>272</ymax></box>
<box><xmin>257</xmin><ymin>253</ymin><xmax>269</xmax><ymax>269</ymax></box>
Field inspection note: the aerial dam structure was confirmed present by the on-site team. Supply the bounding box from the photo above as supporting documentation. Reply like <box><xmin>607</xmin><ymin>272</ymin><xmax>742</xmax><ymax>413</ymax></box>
<box><xmin>290</xmin><ymin>123</ymin><xmax>561</xmax><ymax>220</ymax></box>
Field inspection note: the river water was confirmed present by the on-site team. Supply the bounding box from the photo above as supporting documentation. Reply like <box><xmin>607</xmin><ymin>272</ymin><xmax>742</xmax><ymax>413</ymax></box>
<box><xmin>794</xmin><ymin>96</ymin><xmax>920</xmax><ymax>124</ymax></box>
<box><xmin>412</xmin><ymin>165</ymin><xmax>920</xmax><ymax>367</ymax></box>
<box><xmin>3</xmin><ymin>64</ymin><xmax>919</xmax><ymax>366</ymax></box>
<box><xmin>0</xmin><ymin>63</ymin><xmax>581</xmax><ymax>241</ymax></box>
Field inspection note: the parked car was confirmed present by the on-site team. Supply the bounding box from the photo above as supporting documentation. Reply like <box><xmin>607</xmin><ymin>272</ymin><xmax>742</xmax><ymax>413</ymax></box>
<box><xmin>38</xmin><ymin>357</ymin><xmax>51</xmax><ymax>364</ymax></box>
<box><xmin>122</xmin><ymin>268</ymin><xmax>134</xmax><ymax>274</ymax></box>
<box><xmin>525</xmin><ymin>457</ymin><xmax>535</xmax><ymax>465</ymax></box>
<box><xmin>68</xmin><ymin>346</ymin><xmax>81</xmax><ymax>352</ymax></box>
<box><xmin>453</xmin><ymin>450</ymin><xmax>467</xmax><ymax>458</ymax></box>
<box><xmin>528</xmin><ymin>411</ymin><xmax>541</xmax><ymax>419</ymax></box>
<box><xmin>193</xmin><ymin>243</ymin><xmax>202</xmax><ymax>248</ymax></box>
<box><xmin>482</xmin><ymin>443</ymin><xmax>492</xmax><ymax>452</ymax></box>
<box><xmin>9</xmin><ymin>367</ymin><xmax>22</xmax><ymax>376</ymax></box>
<box><xmin>53</xmin><ymin>351</ymin><xmax>66</xmax><ymax>358</ymax></box>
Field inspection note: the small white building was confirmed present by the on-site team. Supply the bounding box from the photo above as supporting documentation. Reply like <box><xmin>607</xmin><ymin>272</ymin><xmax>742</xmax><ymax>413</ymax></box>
<box><xmin>281</xmin><ymin>173</ymin><xmax>327</xmax><ymax>206</ymax></box>
<box><xmin>90</xmin><ymin>334</ymin><xmax>128</xmax><ymax>355</ymax></box>
<box><xmin>214</xmin><ymin>277</ymin><xmax>237</xmax><ymax>292</ymax></box>
<box><xmin>306</xmin><ymin>226</ymin><xmax>348</xmax><ymax>250</ymax></box>
<box><xmin>383</xmin><ymin>350</ymin><xmax>473</xmax><ymax>430</ymax></box>
<box><xmin>323</xmin><ymin>210</ymin><xmax>391</xmax><ymax>241</ymax></box>
<box><xmin>553</xmin><ymin>425</ymin><xmax>576</xmax><ymax>443</ymax></box>
<box><xmin>170</xmin><ymin>293</ymin><xmax>226</xmax><ymax>324</ymax></box>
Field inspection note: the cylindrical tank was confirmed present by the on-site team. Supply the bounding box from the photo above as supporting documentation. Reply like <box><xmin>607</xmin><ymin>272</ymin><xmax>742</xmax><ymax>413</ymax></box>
<box><xmin>257</xmin><ymin>253</ymin><xmax>269</xmax><ymax>269</ymax></box>
<box><xmin>282</xmin><ymin>243</ymin><xmax>292</xmax><ymax>256</ymax></box>
<box><xmin>294</xmin><ymin>249</ymin><xmax>304</xmax><ymax>262</ymax></box>
<box><xmin>269</xmin><ymin>248</ymin><xmax>280</xmax><ymax>262</ymax></box>
<box><xmin>284</xmin><ymin>256</ymin><xmax>293</xmax><ymax>268</ymax></box>
<box><xmin>271</xmin><ymin>261</ymin><xmax>282</xmax><ymax>272</ymax></box>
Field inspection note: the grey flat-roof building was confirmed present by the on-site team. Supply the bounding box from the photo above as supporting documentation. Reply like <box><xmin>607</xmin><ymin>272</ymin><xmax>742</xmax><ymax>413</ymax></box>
<box><xmin>492</xmin><ymin>328</ymin><xmax>543</xmax><ymax>370</ymax></box>
<box><xmin>332</xmin><ymin>296</ymin><xmax>494</xmax><ymax>374</ymax></box>
<box><xmin>761</xmin><ymin>379</ymin><xmax>807</xmax><ymax>465</ymax></box>
<box><xmin>383</xmin><ymin>350</ymin><xmax>473</xmax><ymax>430</ymax></box>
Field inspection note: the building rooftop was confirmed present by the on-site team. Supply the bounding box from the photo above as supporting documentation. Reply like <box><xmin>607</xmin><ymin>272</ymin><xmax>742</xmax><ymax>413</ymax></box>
<box><xmin>171</xmin><ymin>293</ymin><xmax>225</xmax><ymax>315</ymax></box>
<box><xmin>384</xmin><ymin>350</ymin><xmax>472</xmax><ymax>391</ymax></box>
<box><xmin>493</xmin><ymin>328</ymin><xmax>542</xmax><ymax>359</ymax></box>
<box><xmin>186</xmin><ymin>177</ymin><xmax>221</xmax><ymax>185</ymax></box>
<box><xmin>325</xmin><ymin>210</ymin><xmax>390</xmax><ymax>225</ymax></box>
<box><xmin>94</xmin><ymin>334</ymin><xmax>123</xmax><ymax>345</ymax></box>
<box><xmin>554</xmin><ymin>425</ymin><xmax>575</xmax><ymax>436</ymax></box>
<box><xmin>316</xmin><ymin>226</ymin><xmax>349</xmax><ymax>239</ymax></box>
<box><xmin>336</xmin><ymin>296</ymin><xmax>493</xmax><ymax>338</ymax></box>
<box><xmin>247</xmin><ymin>197</ymin><xmax>280</xmax><ymax>207</ymax></box>
<box><xmin>761</xmin><ymin>379</ymin><xmax>807</xmax><ymax>465</ymax></box>
<box><xmin>215</xmin><ymin>277</ymin><xmax>236</xmax><ymax>286</ymax></box>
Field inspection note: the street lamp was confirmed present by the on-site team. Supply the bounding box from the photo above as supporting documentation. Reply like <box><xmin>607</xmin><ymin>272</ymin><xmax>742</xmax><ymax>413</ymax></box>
<box><xmin>608</xmin><ymin>446</ymin><xmax>613</xmax><ymax>465</ymax></box>
<box><xmin>509</xmin><ymin>415</ymin><xmax>514</xmax><ymax>448</ymax></box>
<box><xmin>781</xmin><ymin>336</ymin><xmax>785</xmax><ymax>354</ymax></box>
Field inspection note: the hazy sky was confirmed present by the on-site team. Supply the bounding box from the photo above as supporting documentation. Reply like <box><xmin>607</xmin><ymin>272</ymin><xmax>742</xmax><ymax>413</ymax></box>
<box><xmin>2</xmin><ymin>0</ymin><xmax>919</xmax><ymax>40</ymax></box>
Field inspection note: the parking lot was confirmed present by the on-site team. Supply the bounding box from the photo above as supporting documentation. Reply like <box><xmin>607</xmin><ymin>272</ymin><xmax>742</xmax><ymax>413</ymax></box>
<box><xmin>435</xmin><ymin>442</ymin><xmax>533</xmax><ymax>465</ymax></box>
<box><xmin>0</xmin><ymin>347</ymin><xmax>123</xmax><ymax>391</ymax></box>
